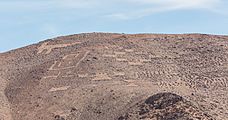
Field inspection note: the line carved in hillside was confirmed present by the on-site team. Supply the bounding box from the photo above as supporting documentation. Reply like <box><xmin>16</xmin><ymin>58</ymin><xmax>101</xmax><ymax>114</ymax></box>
<box><xmin>37</xmin><ymin>41</ymin><xmax>81</xmax><ymax>54</ymax></box>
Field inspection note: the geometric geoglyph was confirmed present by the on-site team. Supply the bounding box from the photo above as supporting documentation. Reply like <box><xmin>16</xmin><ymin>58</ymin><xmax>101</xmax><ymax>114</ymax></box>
<box><xmin>43</xmin><ymin>51</ymin><xmax>90</xmax><ymax>79</ymax></box>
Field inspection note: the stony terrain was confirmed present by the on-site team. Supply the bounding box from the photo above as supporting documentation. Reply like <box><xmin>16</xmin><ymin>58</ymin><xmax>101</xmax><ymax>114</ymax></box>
<box><xmin>0</xmin><ymin>33</ymin><xmax>228</xmax><ymax>120</ymax></box>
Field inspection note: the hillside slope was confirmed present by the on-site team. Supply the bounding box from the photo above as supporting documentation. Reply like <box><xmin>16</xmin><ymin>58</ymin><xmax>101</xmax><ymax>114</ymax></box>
<box><xmin>0</xmin><ymin>33</ymin><xmax>228</xmax><ymax>120</ymax></box>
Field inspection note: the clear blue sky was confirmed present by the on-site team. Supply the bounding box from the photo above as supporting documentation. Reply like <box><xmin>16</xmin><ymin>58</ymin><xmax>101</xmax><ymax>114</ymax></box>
<box><xmin>0</xmin><ymin>0</ymin><xmax>228</xmax><ymax>52</ymax></box>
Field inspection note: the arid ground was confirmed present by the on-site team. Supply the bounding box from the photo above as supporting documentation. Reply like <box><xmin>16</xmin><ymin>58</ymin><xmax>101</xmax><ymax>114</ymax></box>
<box><xmin>0</xmin><ymin>33</ymin><xmax>228</xmax><ymax>120</ymax></box>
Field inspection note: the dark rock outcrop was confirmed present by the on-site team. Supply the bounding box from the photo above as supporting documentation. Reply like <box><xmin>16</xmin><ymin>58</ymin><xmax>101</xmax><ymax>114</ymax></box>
<box><xmin>119</xmin><ymin>92</ymin><xmax>214</xmax><ymax>120</ymax></box>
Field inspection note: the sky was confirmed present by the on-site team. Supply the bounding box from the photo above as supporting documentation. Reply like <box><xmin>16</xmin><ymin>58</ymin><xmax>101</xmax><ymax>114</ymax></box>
<box><xmin>0</xmin><ymin>0</ymin><xmax>228</xmax><ymax>52</ymax></box>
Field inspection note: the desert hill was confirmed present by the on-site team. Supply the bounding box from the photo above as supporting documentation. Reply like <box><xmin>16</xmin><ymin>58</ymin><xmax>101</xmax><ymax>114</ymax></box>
<box><xmin>0</xmin><ymin>33</ymin><xmax>228</xmax><ymax>120</ymax></box>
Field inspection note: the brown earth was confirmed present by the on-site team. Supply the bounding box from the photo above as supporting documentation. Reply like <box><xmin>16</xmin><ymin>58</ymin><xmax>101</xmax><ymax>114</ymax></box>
<box><xmin>0</xmin><ymin>33</ymin><xmax>228</xmax><ymax>120</ymax></box>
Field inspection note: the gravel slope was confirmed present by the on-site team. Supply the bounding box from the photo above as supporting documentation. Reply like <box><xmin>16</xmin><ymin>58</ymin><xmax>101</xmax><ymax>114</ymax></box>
<box><xmin>0</xmin><ymin>33</ymin><xmax>228</xmax><ymax>120</ymax></box>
